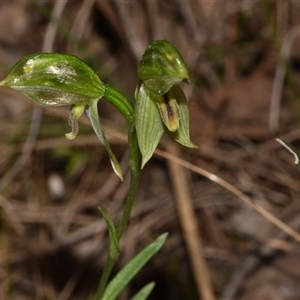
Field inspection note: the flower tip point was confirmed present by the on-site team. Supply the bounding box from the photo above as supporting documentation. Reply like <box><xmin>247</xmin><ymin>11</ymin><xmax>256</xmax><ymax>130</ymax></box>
<box><xmin>140</xmin><ymin>160</ymin><xmax>147</xmax><ymax>170</ymax></box>
<box><xmin>110</xmin><ymin>163</ymin><xmax>124</xmax><ymax>181</ymax></box>
<box><xmin>184</xmin><ymin>141</ymin><xmax>198</xmax><ymax>149</ymax></box>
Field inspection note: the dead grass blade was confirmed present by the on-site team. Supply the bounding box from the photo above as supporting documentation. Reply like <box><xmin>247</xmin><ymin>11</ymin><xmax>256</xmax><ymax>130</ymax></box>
<box><xmin>166</xmin><ymin>143</ymin><xmax>216</xmax><ymax>300</ymax></box>
<box><xmin>155</xmin><ymin>148</ymin><xmax>300</xmax><ymax>244</ymax></box>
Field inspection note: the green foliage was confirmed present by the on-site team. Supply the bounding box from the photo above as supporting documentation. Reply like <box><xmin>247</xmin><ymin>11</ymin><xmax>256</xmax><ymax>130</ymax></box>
<box><xmin>98</xmin><ymin>207</ymin><xmax>120</xmax><ymax>258</ymax></box>
<box><xmin>101</xmin><ymin>233</ymin><xmax>168</xmax><ymax>300</ymax></box>
<box><xmin>130</xmin><ymin>282</ymin><xmax>155</xmax><ymax>300</ymax></box>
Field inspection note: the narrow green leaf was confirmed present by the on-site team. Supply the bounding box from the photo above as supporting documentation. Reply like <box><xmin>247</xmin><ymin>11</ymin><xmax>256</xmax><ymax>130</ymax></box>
<box><xmin>276</xmin><ymin>138</ymin><xmax>300</xmax><ymax>168</ymax></box>
<box><xmin>86</xmin><ymin>102</ymin><xmax>123</xmax><ymax>180</ymax></box>
<box><xmin>98</xmin><ymin>207</ymin><xmax>120</xmax><ymax>257</ymax></box>
<box><xmin>130</xmin><ymin>282</ymin><xmax>155</xmax><ymax>300</ymax></box>
<box><xmin>102</xmin><ymin>233</ymin><xmax>168</xmax><ymax>300</ymax></box>
<box><xmin>0</xmin><ymin>53</ymin><xmax>105</xmax><ymax>106</ymax></box>
<box><xmin>138</xmin><ymin>40</ymin><xmax>189</xmax><ymax>95</ymax></box>
<box><xmin>135</xmin><ymin>83</ymin><xmax>164</xmax><ymax>168</ymax></box>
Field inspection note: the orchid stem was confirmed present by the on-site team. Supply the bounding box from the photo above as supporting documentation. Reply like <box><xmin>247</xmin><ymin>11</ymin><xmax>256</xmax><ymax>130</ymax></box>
<box><xmin>96</xmin><ymin>121</ymin><xmax>141</xmax><ymax>299</ymax></box>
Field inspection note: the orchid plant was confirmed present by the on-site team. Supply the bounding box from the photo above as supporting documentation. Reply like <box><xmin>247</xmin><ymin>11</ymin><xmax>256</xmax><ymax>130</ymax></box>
<box><xmin>0</xmin><ymin>40</ymin><xmax>195</xmax><ymax>300</ymax></box>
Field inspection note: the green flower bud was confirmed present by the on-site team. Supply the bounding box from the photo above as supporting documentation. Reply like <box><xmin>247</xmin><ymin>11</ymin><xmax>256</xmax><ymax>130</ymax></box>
<box><xmin>0</xmin><ymin>53</ymin><xmax>127</xmax><ymax>180</ymax></box>
<box><xmin>138</xmin><ymin>40</ymin><xmax>189</xmax><ymax>95</ymax></box>
<box><xmin>0</xmin><ymin>53</ymin><xmax>106</xmax><ymax>106</ymax></box>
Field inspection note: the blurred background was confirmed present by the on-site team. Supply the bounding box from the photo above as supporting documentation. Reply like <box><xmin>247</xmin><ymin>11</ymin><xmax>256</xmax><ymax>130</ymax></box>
<box><xmin>1</xmin><ymin>0</ymin><xmax>300</xmax><ymax>299</ymax></box>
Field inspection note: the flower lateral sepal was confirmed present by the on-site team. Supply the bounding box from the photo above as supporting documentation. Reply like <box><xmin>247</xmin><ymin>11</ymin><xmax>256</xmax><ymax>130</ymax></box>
<box><xmin>135</xmin><ymin>82</ymin><xmax>164</xmax><ymax>169</ymax></box>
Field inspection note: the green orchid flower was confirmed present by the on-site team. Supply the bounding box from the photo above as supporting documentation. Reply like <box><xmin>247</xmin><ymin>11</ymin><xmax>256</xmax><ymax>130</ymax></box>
<box><xmin>135</xmin><ymin>40</ymin><xmax>197</xmax><ymax>168</ymax></box>
<box><xmin>0</xmin><ymin>53</ymin><xmax>134</xmax><ymax>180</ymax></box>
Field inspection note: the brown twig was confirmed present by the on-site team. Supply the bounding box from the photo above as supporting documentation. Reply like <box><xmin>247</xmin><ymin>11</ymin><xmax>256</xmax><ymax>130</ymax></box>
<box><xmin>165</xmin><ymin>143</ymin><xmax>216</xmax><ymax>300</ymax></box>
<box><xmin>156</xmin><ymin>148</ymin><xmax>300</xmax><ymax>244</ymax></box>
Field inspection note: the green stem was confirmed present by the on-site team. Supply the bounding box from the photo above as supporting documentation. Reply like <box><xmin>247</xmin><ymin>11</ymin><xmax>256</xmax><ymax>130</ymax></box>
<box><xmin>116</xmin><ymin>124</ymin><xmax>142</xmax><ymax>240</ymax></box>
<box><xmin>104</xmin><ymin>85</ymin><xmax>135</xmax><ymax>124</ymax></box>
<box><xmin>96</xmin><ymin>248</ymin><xmax>119</xmax><ymax>300</ymax></box>
<box><xmin>96</xmin><ymin>124</ymin><xmax>142</xmax><ymax>299</ymax></box>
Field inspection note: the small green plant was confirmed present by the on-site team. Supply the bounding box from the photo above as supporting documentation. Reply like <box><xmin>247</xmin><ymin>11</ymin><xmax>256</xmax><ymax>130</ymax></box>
<box><xmin>0</xmin><ymin>40</ymin><xmax>195</xmax><ymax>299</ymax></box>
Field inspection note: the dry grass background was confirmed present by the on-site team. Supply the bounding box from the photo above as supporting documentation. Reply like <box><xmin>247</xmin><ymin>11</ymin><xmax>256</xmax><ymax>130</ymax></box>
<box><xmin>1</xmin><ymin>1</ymin><xmax>300</xmax><ymax>299</ymax></box>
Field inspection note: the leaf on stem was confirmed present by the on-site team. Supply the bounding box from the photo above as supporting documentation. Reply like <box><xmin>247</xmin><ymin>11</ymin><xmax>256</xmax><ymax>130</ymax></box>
<box><xmin>101</xmin><ymin>233</ymin><xmax>168</xmax><ymax>300</ymax></box>
<box><xmin>98</xmin><ymin>207</ymin><xmax>120</xmax><ymax>257</ymax></box>
<box><xmin>130</xmin><ymin>282</ymin><xmax>155</xmax><ymax>300</ymax></box>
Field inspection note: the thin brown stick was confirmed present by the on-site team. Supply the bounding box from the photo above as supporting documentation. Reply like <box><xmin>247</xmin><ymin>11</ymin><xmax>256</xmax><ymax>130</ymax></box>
<box><xmin>156</xmin><ymin>148</ymin><xmax>300</xmax><ymax>244</ymax></box>
<box><xmin>166</xmin><ymin>143</ymin><xmax>216</xmax><ymax>300</ymax></box>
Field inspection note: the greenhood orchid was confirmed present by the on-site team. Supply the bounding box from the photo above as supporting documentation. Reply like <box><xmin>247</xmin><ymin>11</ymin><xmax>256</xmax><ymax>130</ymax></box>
<box><xmin>0</xmin><ymin>53</ymin><xmax>134</xmax><ymax>180</ymax></box>
<box><xmin>0</xmin><ymin>41</ymin><xmax>197</xmax><ymax>299</ymax></box>
<box><xmin>135</xmin><ymin>40</ymin><xmax>197</xmax><ymax>168</ymax></box>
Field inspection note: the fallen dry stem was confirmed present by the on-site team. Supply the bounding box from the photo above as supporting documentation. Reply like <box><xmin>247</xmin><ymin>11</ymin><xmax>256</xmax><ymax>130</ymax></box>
<box><xmin>155</xmin><ymin>148</ymin><xmax>300</xmax><ymax>244</ymax></box>
<box><xmin>166</xmin><ymin>143</ymin><xmax>216</xmax><ymax>300</ymax></box>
